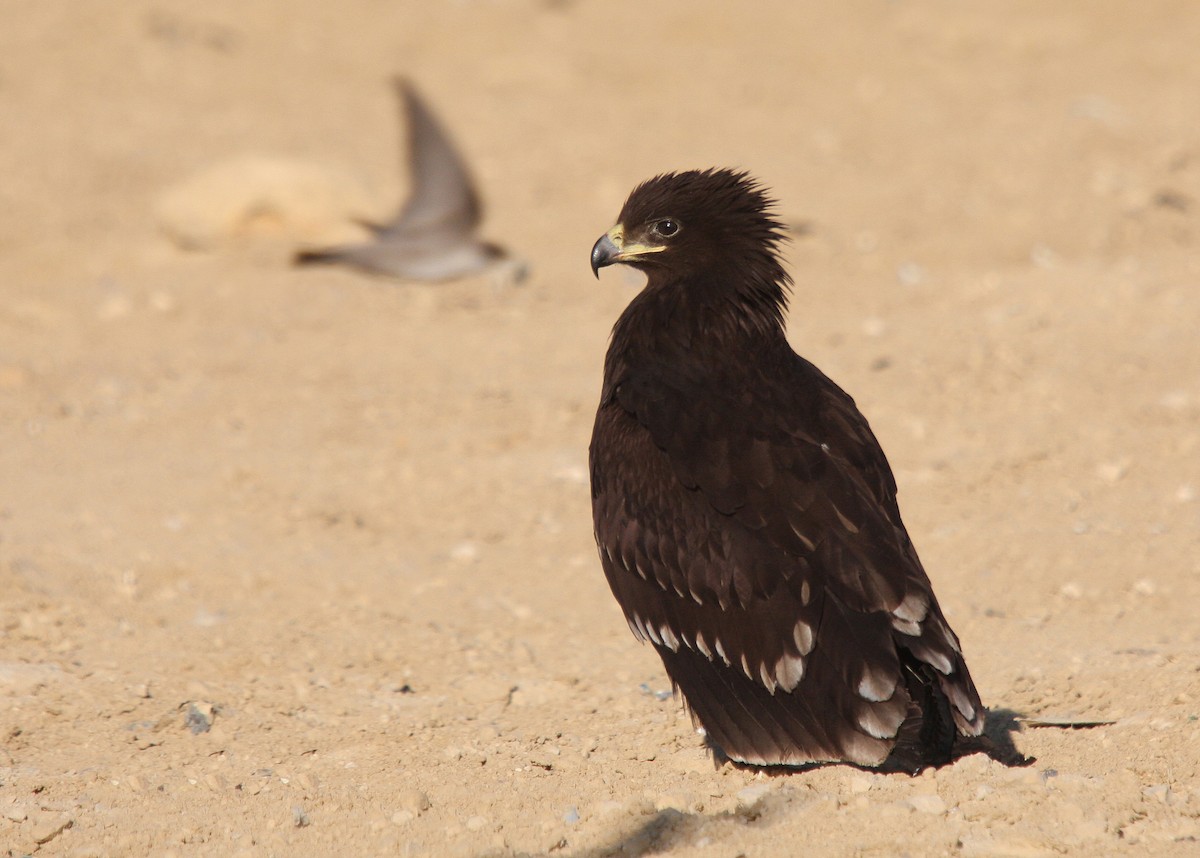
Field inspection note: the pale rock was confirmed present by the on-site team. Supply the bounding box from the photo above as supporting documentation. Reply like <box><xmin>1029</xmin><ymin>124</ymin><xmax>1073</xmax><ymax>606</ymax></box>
<box><xmin>907</xmin><ymin>793</ymin><xmax>947</xmax><ymax>814</ymax></box>
<box><xmin>156</xmin><ymin>155</ymin><xmax>376</xmax><ymax>251</ymax></box>
<box><xmin>736</xmin><ymin>782</ymin><xmax>773</xmax><ymax>811</ymax></box>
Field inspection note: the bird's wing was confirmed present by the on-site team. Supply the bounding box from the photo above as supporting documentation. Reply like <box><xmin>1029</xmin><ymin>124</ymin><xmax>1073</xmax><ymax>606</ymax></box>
<box><xmin>373</xmin><ymin>78</ymin><xmax>482</xmax><ymax>238</ymax></box>
<box><xmin>591</xmin><ymin>355</ymin><xmax>981</xmax><ymax>756</ymax></box>
<box><xmin>606</xmin><ymin>356</ymin><xmax>912</xmax><ymax>609</ymax></box>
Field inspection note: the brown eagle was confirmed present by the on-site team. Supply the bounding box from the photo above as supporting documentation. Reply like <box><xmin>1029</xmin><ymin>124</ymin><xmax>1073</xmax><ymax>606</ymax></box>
<box><xmin>589</xmin><ymin>169</ymin><xmax>987</xmax><ymax>772</ymax></box>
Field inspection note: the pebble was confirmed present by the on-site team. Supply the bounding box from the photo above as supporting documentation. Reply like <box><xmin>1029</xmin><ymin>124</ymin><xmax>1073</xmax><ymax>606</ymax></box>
<box><xmin>29</xmin><ymin>810</ymin><xmax>74</xmax><ymax>845</ymax></box>
<box><xmin>465</xmin><ymin>815</ymin><xmax>488</xmax><ymax>831</ymax></box>
<box><xmin>184</xmin><ymin>701</ymin><xmax>215</xmax><ymax>734</ymax></box>
<box><xmin>154</xmin><ymin>155</ymin><xmax>375</xmax><ymax>251</ymax></box>
<box><xmin>396</xmin><ymin>788</ymin><xmax>431</xmax><ymax>816</ymax></box>
<box><xmin>847</xmin><ymin>774</ymin><xmax>874</xmax><ymax>794</ymax></box>
<box><xmin>907</xmin><ymin>793</ymin><xmax>947</xmax><ymax>814</ymax></box>
<box><xmin>1142</xmin><ymin>784</ymin><xmax>1173</xmax><ymax>805</ymax></box>
<box><xmin>1095</xmin><ymin>459</ymin><xmax>1130</xmax><ymax>483</ymax></box>
<box><xmin>736</xmin><ymin>782</ymin><xmax>773</xmax><ymax>811</ymax></box>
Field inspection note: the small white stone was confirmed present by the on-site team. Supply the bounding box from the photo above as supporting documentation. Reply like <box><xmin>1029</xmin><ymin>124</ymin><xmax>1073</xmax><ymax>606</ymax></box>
<box><xmin>848</xmin><ymin>775</ymin><xmax>874</xmax><ymax>794</ymax></box>
<box><xmin>396</xmin><ymin>789</ymin><xmax>431</xmax><ymax>816</ymax></box>
<box><xmin>1096</xmin><ymin>459</ymin><xmax>1130</xmax><ymax>483</ymax></box>
<box><xmin>736</xmin><ymin>782</ymin><xmax>772</xmax><ymax>811</ymax></box>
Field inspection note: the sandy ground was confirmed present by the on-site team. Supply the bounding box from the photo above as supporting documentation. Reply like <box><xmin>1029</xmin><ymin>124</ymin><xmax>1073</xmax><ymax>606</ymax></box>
<box><xmin>2</xmin><ymin>1</ymin><xmax>1199</xmax><ymax>855</ymax></box>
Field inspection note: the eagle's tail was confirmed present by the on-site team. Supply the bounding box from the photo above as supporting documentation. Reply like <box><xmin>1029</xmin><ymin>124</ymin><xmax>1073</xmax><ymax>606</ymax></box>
<box><xmin>656</xmin><ymin>642</ymin><xmax>997</xmax><ymax>773</ymax></box>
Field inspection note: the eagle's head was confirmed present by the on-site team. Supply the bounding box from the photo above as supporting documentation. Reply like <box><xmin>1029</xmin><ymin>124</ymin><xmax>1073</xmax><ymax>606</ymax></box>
<box><xmin>591</xmin><ymin>169</ymin><xmax>791</xmax><ymax>328</ymax></box>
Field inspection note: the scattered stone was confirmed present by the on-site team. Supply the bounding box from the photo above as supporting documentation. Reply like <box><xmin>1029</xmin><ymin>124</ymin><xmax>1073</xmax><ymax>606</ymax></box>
<box><xmin>1096</xmin><ymin>459</ymin><xmax>1130</xmax><ymax>483</ymax></box>
<box><xmin>396</xmin><ymin>788</ymin><xmax>431</xmax><ymax>817</ymax></box>
<box><xmin>184</xmin><ymin>701</ymin><xmax>216</xmax><ymax>734</ymax></box>
<box><xmin>465</xmin><ymin>815</ymin><xmax>488</xmax><ymax>831</ymax></box>
<box><xmin>155</xmin><ymin>155</ymin><xmax>375</xmax><ymax>251</ymax></box>
<box><xmin>847</xmin><ymin>774</ymin><xmax>874</xmax><ymax>794</ymax></box>
<box><xmin>736</xmin><ymin>782</ymin><xmax>773</xmax><ymax>812</ymax></box>
<box><xmin>1059</xmin><ymin>582</ymin><xmax>1083</xmax><ymax>599</ymax></box>
<box><xmin>907</xmin><ymin>793</ymin><xmax>947</xmax><ymax>814</ymax></box>
<box><xmin>29</xmin><ymin>810</ymin><xmax>74</xmax><ymax>845</ymax></box>
<box><xmin>2</xmin><ymin>802</ymin><xmax>28</xmax><ymax>822</ymax></box>
<box><xmin>1142</xmin><ymin>784</ymin><xmax>1173</xmax><ymax>805</ymax></box>
<box><xmin>292</xmin><ymin>806</ymin><xmax>310</xmax><ymax>828</ymax></box>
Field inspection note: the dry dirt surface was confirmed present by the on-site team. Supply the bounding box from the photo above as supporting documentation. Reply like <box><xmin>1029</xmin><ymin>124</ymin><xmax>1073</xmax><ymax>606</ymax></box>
<box><xmin>2</xmin><ymin>2</ymin><xmax>1199</xmax><ymax>856</ymax></box>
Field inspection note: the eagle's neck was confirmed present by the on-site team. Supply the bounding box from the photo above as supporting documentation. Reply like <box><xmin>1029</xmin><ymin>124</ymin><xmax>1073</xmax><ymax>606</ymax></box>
<box><xmin>606</xmin><ymin>267</ymin><xmax>790</xmax><ymax>381</ymax></box>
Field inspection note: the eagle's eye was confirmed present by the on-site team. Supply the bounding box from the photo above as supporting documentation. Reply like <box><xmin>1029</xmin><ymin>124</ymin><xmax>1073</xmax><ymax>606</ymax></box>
<box><xmin>652</xmin><ymin>219</ymin><xmax>680</xmax><ymax>238</ymax></box>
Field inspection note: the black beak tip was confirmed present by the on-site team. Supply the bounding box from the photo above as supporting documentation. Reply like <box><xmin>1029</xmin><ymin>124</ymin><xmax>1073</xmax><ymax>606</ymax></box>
<box><xmin>591</xmin><ymin>233</ymin><xmax>618</xmax><ymax>279</ymax></box>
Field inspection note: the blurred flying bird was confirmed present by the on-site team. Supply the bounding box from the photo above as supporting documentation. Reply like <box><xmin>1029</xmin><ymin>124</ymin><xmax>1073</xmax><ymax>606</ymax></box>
<box><xmin>295</xmin><ymin>78</ymin><xmax>515</xmax><ymax>281</ymax></box>
<box><xmin>589</xmin><ymin>169</ymin><xmax>997</xmax><ymax>772</ymax></box>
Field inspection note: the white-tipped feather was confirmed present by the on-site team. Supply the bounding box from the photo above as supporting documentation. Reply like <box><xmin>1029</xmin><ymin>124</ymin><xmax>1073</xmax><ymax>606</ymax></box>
<box><xmin>857</xmin><ymin>668</ymin><xmax>899</xmax><ymax>702</ymax></box>
<box><xmin>658</xmin><ymin>624</ymin><xmax>680</xmax><ymax>652</ymax></box>
<box><xmin>793</xmin><ymin>620</ymin><xmax>815</xmax><ymax>655</ymax></box>
<box><xmin>893</xmin><ymin>590</ymin><xmax>929</xmax><ymax>623</ymax></box>
<box><xmin>774</xmin><ymin>653</ymin><xmax>805</xmax><ymax>692</ymax></box>
<box><xmin>758</xmin><ymin>662</ymin><xmax>778</xmax><ymax>694</ymax></box>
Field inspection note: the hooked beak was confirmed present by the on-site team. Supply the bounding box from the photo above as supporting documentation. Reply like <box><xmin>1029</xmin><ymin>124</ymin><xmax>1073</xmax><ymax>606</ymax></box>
<box><xmin>590</xmin><ymin>225</ymin><xmax>665</xmax><ymax>278</ymax></box>
<box><xmin>590</xmin><ymin>228</ymin><xmax>621</xmax><ymax>278</ymax></box>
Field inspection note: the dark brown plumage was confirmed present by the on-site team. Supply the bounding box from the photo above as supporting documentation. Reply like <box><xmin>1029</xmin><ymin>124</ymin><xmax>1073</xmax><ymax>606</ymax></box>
<box><xmin>588</xmin><ymin>169</ymin><xmax>987</xmax><ymax>772</ymax></box>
